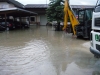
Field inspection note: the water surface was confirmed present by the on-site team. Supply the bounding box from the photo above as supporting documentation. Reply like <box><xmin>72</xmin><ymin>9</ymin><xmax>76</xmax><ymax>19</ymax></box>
<box><xmin>0</xmin><ymin>26</ymin><xmax>99</xmax><ymax>75</ymax></box>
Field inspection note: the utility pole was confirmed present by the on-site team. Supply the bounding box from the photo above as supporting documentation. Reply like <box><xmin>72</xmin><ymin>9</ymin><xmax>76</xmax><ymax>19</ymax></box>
<box><xmin>46</xmin><ymin>0</ymin><xmax>47</xmax><ymax>7</ymax></box>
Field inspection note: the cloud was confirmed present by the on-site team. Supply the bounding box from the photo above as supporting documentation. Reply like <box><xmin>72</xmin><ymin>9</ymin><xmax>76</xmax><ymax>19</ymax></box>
<box><xmin>16</xmin><ymin>0</ymin><xmax>97</xmax><ymax>5</ymax></box>
<box><xmin>16</xmin><ymin>0</ymin><xmax>49</xmax><ymax>5</ymax></box>
<box><xmin>80</xmin><ymin>1</ymin><xmax>89</xmax><ymax>5</ymax></box>
<box><xmin>70</xmin><ymin>0</ymin><xmax>97</xmax><ymax>5</ymax></box>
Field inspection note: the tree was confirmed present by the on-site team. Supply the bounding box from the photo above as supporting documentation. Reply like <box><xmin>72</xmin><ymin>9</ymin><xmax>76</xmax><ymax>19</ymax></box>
<box><xmin>46</xmin><ymin>0</ymin><xmax>64</xmax><ymax>31</ymax></box>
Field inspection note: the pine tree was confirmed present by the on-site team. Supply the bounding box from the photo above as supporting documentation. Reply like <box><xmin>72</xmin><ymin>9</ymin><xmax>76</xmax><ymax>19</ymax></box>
<box><xmin>46</xmin><ymin>0</ymin><xmax>64</xmax><ymax>31</ymax></box>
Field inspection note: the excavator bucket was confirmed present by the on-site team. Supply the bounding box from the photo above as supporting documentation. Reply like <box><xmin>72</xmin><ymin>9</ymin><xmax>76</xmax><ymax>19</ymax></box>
<box><xmin>63</xmin><ymin>0</ymin><xmax>68</xmax><ymax>30</ymax></box>
<box><xmin>63</xmin><ymin>0</ymin><xmax>80</xmax><ymax>35</ymax></box>
<box><xmin>68</xmin><ymin>7</ymin><xmax>80</xmax><ymax>35</ymax></box>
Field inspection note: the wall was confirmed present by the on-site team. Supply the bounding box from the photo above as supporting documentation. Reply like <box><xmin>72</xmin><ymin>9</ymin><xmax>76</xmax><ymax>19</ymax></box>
<box><xmin>29</xmin><ymin>15</ymin><xmax>47</xmax><ymax>26</ymax></box>
<box><xmin>29</xmin><ymin>15</ymin><xmax>40</xmax><ymax>25</ymax></box>
<box><xmin>0</xmin><ymin>2</ymin><xmax>16</xmax><ymax>9</ymax></box>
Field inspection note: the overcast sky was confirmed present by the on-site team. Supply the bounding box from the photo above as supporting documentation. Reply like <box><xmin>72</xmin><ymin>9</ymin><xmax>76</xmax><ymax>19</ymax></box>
<box><xmin>16</xmin><ymin>0</ymin><xmax>97</xmax><ymax>5</ymax></box>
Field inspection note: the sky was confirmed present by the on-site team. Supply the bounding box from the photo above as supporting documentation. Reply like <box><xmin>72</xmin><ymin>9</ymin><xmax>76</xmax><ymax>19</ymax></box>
<box><xmin>16</xmin><ymin>0</ymin><xmax>97</xmax><ymax>5</ymax></box>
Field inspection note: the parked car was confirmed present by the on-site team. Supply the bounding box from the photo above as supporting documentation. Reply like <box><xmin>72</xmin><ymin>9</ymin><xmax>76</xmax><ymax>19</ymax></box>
<box><xmin>0</xmin><ymin>24</ymin><xmax>5</xmax><ymax>31</ymax></box>
<box><xmin>0</xmin><ymin>22</ymin><xmax>15</xmax><ymax>31</ymax></box>
<box><xmin>21</xmin><ymin>21</ymin><xmax>30</xmax><ymax>28</ymax></box>
<box><xmin>14</xmin><ymin>21</ymin><xmax>30</xmax><ymax>29</ymax></box>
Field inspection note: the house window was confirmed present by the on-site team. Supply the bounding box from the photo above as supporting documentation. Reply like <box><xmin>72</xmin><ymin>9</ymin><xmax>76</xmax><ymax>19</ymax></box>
<box><xmin>31</xmin><ymin>17</ymin><xmax>35</xmax><ymax>21</ymax></box>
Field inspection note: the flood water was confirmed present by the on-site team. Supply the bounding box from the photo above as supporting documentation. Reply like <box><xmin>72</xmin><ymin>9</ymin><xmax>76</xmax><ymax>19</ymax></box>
<box><xmin>0</xmin><ymin>26</ymin><xmax>100</xmax><ymax>75</ymax></box>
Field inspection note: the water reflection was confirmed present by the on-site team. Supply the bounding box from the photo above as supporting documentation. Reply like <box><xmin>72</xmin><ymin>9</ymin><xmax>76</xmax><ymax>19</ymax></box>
<box><xmin>0</xmin><ymin>26</ymin><xmax>99</xmax><ymax>75</ymax></box>
<box><xmin>92</xmin><ymin>71</ymin><xmax>100</xmax><ymax>75</ymax></box>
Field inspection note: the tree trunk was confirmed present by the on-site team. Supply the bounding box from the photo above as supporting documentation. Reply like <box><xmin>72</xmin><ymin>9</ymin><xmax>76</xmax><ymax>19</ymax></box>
<box><xmin>55</xmin><ymin>22</ymin><xmax>61</xmax><ymax>31</ymax></box>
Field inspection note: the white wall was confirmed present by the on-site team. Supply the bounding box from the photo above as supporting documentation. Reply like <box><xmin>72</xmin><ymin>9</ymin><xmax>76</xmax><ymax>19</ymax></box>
<box><xmin>36</xmin><ymin>16</ymin><xmax>40</xmax><ymax>22</ymax></box>
<box><xmin>0</xmin><ymin>2</ymin><xmax>16</xmax><ymax>9</ymax></box>
<box><xmin>9</xmin><ymin>3</ymin><xmax>15</xmax><ymax>8</ymax></box>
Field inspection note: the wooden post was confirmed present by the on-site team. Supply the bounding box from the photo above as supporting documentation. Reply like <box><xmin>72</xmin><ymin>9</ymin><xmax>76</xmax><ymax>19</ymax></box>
<box><xmin>1</xmin><ymin>16</ymin><xmax>3</xmax><ymax>20</ymax></box>
<box><xmin>36</xmin><ymin>15</ymin><xmax>38</xmax><ymax>25</ymax></box>
<box><xmin>19</xmin><ymin>17</ymin><xmax>22</xmax><ymax>28</ymax></box>
<box><xmin>5</xmin><ymin>14</ymin><xmax>9</xmax><ymax>31</ymax></box>
<box><xmin>28</xmin><ymin>16</ymin><xmax>30</xmax><ymax>27</ymax></box>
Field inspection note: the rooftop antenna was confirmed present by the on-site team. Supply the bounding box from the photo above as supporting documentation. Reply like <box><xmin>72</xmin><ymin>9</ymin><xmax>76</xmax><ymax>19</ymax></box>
<box><xmin>96</xmin><ymin>0</ymin><xmax>99</xmax><ymax>5</ymax></box>
<box><xmin>94</xmin><ymin>0</ymin><xmax>99</xmax><ymax>8</ymax></box>
<box><xmin>46</xmin><ymin>0</ymin><xmax>47</xmax><ymax>7</ymax></box>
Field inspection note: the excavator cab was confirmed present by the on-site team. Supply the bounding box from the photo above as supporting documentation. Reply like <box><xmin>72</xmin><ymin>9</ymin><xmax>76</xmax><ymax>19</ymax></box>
<box><xmin>75</xmin><ymin>8</ymin><xmax>93</xmax><ymax>38</ymax></box>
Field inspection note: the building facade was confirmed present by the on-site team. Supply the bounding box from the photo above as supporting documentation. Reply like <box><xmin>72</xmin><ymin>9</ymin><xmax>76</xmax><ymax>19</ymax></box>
<box><xmin>0</xmin><ymin>0</ymin><xmax>95</xmax><ymax>26</ymax></box>
<box><xmin>25</xmin><ymin>4</ymin><xmax>95</xmax><ymax>26</ymax></box>
<box><xmin>25</xmin><ymin>4</ymin><xmax>48</xmax><ymax>26</ymax></box>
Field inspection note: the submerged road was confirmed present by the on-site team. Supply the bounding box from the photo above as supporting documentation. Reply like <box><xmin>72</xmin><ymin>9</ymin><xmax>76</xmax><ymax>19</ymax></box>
<box><xmin>0</xmin><ymin>26</ymin><xmax>100</xmax><ymax>75</ymax></box>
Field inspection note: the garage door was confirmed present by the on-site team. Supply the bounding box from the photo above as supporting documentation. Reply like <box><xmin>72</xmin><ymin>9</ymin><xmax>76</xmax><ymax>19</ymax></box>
<box><xmin>40</xmin><ymin>15</ymin><xmax>47</xmax><ymax>26</ymax></box>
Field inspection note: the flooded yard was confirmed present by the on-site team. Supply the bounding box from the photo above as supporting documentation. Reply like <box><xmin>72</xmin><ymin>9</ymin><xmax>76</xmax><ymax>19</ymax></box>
<box><xmin>0</xmin><ymin>26</ymin><xmax>100</xmax><ymax>75</ymax></box>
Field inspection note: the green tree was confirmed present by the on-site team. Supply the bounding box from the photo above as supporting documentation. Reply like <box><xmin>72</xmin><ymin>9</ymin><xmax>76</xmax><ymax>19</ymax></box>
<box><xmin>46</xmin><ymin>0</ymin><xmax>64</xmax><ymax>31</ymax></box>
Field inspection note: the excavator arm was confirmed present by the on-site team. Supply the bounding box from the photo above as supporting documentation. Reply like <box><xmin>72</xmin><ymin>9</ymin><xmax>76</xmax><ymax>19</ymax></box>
<box><xmin>63</xmin><ymin>0</ymin><xmax>80</xmax><ymax>35</ymax></box>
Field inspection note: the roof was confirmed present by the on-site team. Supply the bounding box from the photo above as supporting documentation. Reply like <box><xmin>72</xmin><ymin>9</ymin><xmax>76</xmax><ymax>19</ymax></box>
<box><xmin>0</xmin><ymin>8</ymin><xmax>37</xmax><ymax>17</ymax></box>
<box><xmin>25</xmin><ymin>4</ymin><xmax>95</xmax><ymax>9</ymax></box>
<box><xmin>25</xmin><ymin>4</ymin><xmax>48</xmax><ymax>8</ymax></box>
<box><xmin>71</xmin><ymin>5</ymin><xmax>95</xmax><ymax>9</ymax></box>
<box><xmin>0</xmin><ymin>0</ymin><xmax>24</xmax><ymax>8</ymax></box>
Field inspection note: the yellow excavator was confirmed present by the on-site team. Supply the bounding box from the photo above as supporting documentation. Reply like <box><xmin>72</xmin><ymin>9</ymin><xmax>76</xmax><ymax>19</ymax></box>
<box><xmin>63</xmin><ymin>0</ymin><xmax>93</xmax><ymax>38</ymax></box>
<box><xmin>63</xmin><ymin>0</ymin><xmax>79</xmax><ymax>35</ymax></box>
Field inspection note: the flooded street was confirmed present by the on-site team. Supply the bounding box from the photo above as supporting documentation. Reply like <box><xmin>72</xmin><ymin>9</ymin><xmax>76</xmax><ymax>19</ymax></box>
<box><xmin>0</xmin><ymin>26</ymin><xmax>100</xmax><ymax>75</ymax></box>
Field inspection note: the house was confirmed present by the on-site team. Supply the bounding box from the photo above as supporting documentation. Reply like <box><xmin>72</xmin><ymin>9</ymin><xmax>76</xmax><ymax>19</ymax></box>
<box><xmin>0</xmin><ymin>0</ymin><xmax>37</xmax><ymax>29</ymax></box>
<box><xmin>0</xmin><ymin>0</ymin><xmax>95</xmax><ymax>26</ymax></box>
<box><xmin>71</xmin><ymin>5</ymin><xmax>95</xmax><ymax>15</ymax></box>
<box><xmin>25</xmin><ymin>4</ymin><xmax>48</xmax><ymax>26</ymax></box>
<box><xmin>25</xmin><ymin>4</ymin><xmax>95</xmax><ymax>26</ymax></box>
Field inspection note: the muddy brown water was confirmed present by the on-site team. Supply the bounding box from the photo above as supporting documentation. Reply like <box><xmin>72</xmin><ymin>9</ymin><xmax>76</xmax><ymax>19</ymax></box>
<box><xmin>0</xmin><ymin>26</ymin><xmax>99</xmax><ymax>75</ymax></box>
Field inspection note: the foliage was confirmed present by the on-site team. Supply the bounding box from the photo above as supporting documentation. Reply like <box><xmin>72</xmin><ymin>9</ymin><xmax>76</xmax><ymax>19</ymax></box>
<box><xmin>46</xmin><ymin>0</ymin><xmax>64</xmax><ymax>22</ymax></box>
